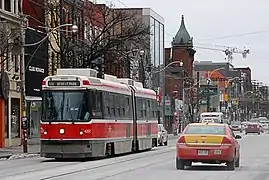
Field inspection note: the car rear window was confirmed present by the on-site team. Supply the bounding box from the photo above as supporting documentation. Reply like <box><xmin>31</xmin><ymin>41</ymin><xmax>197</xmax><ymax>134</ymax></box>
<box><xmin>184</xmin><ymin>125</ymin><xmax>226</xmax><ymax>135</ymax></box>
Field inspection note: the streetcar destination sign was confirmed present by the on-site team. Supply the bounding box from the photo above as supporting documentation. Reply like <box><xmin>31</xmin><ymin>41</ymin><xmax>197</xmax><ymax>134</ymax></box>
<box><xmin>48</xmin><ymin>81</ymin><xmax>80</xmax><ymax>86</ymax></box>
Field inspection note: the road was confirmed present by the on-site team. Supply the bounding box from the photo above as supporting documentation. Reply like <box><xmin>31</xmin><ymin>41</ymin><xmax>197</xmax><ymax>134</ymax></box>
<box><xmin>0</xmin><ymin>133</ymin><xmax>269</xmax><ymax>180</ymax></box>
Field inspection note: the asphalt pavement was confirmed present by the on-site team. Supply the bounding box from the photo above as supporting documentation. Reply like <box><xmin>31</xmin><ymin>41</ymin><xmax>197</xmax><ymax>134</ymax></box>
<box><xmin>0</xmin><ymin>132</ymin><xmax>269</xmax><ymax>180</ymax></box>
<box><xmin>0</xmin><ymin>134</ymin><xmax>176</xmax><ymax>159</ymax></box>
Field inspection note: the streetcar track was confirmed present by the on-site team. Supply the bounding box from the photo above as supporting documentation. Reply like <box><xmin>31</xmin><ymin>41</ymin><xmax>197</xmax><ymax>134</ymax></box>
<box><xmin>93</xmin><ymin>158</ymin><xmax>168</xmax><ymax>180</ymax></box>
<box><xmin>1</xmin><ymin>160</ymin><xmax>82</xmax><ymax>178</ymax></box>
<box><xmin>40</xmin><ymin>148</ymin><xmax>174</xmax><ymax>180</ymax></box>
<box><xmin>0</xmin><ymin>159</ymin><xmax>72</xmax><ymax>171</ymax></box>
<box><xmin>0</xmin><ymin>149</ymin><xmax>155</xmax><ymax>172</ymax></box>
<box><xmin>0</xmin><ymin>146</ymin><xmax>174</xmax><ymax>179</ymax></box>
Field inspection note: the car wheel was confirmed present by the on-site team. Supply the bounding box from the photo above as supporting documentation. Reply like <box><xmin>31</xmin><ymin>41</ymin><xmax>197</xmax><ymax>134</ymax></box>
<box><xmin>176</xmin><ymin>158</ymin><xmax>185</xmax><ymax>170</ymax></box>
<box><xmin>226</xmin><ymin>158</ymin><xmax>235</xmax><ymax>171</ymax></box>
<box><xmin>240</xmin><ymin>130</ymin><xmax>242</xmax><ymax>133</ymax></box>
<box><xmin>258</xmin><ymin>132</ymin><xmax>261</xmax><ymax>135</ymax></box>
<box><xmin>235</xmin><ymin>157</ymin><xmax>240</xmax><ymax>167</ymax></box>
<box><xmin>245</xmin><ymin>132</ymin><xmax>248</xmax><ymax>135</ymax></box>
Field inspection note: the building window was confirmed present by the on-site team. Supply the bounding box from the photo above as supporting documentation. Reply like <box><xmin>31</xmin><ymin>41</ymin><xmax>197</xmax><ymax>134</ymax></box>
<box><xmin>6</xmin><ymin>51</ymin><xmax>9</xmax><ymax>71</ymax></box>
<box><xmin>4</xmin><ymin>103</ymin><xmax>8</xmax><ymax>138</ymax></box>
<box><xmin>11</xmin><ymin>106</ymin><xmax>20</xmax><ymax>138</ymax></box>
<box><xmin>5</xmin><ymin>98</ymin><xmax>21</xmax><ymax>139</ymax></box>
<box><xmin>149</xmin><ymin>17</ymin><xmax>155</xmax><ymax>67</ymax></box>
<box><xmin>13</xmin><ymin>54</ymin><xmax>19</xmax><ymax>72</ymax></box>
<box><xmin>154</xmin><ymin>20</ymin><xmax>160</xmax><ymax>67</ymax></box>
<box><xmin>4</xmin><ymin>0</ymin><xmax>11</xmax><ymax>11</ymax></box>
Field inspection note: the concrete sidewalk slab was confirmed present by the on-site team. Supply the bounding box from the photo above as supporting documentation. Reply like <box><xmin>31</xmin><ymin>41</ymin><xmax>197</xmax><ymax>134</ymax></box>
<box><xmin>0</xmin><ymin>144</ymin><xmax>40</xmax><ymax>159</ymax></box>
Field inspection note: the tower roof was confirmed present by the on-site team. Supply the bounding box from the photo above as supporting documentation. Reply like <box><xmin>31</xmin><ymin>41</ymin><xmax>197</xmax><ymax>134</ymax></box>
<box><xmin>173</xmin><ymin>15</ymin><xmax>193</xmax><ymax>46</ymax></box>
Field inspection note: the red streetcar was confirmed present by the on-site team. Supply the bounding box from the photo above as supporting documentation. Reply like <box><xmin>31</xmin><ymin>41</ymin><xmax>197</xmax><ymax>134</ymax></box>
<box><xmin>40</xmin><ymin>68</ymin><xmax>158</xmax><ymax>159</ymax></box>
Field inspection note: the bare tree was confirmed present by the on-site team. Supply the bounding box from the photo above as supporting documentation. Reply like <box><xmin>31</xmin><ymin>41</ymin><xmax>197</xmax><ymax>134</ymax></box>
<box><xmin>0</xmin><ymin>22</ymin><xmax>21</xmax><ymax>68</ymax></box>
<box><xmin>45</xmin><ymin>0</ymin><xmax>150</xmax><ymax>71</ymax></box>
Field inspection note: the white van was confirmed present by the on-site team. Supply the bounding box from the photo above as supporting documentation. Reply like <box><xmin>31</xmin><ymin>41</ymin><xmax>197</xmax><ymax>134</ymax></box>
<box><xmin>200</xmin><ymin>112</ymin><xmax>224</xmax><ymax>123</ymax></box>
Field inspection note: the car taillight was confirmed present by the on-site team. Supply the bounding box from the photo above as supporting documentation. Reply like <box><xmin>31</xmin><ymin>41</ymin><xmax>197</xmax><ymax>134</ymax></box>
<box><xmin>221</xmin><ymin>136</ymin><xmax>232</xmax><ymax>146</ymax></box>
<box><xmin>177</xmin><ymin>136</ymin><xmax>186</xmax><ymax>145</ymax></box>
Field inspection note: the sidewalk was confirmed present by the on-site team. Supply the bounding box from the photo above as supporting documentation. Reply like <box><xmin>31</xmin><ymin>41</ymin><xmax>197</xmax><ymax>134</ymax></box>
<box><xmin>0</xmin><ymin>144</ymin><xmax>40</xmax><ymax>159</ymax></box>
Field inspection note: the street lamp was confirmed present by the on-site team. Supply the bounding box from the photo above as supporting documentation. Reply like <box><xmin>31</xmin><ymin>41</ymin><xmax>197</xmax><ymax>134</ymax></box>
<box><xmin>21</xmin><ymin>23</ymin><xmax>77</xmax><ymax>153</ymax></box>
<box><xmin>24</xmin><ymin>24</ymin><xmax>78</xmax><ymax>47</ymax></box>
<box><xmin>153</xmin><ymin>61</ymin><xmax>184</xmax><ymax>74</ymax></box>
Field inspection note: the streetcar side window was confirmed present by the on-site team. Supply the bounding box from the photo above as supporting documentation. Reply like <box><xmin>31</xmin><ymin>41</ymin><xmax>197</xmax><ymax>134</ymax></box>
<box><xmin>147</xmin><ymin>99</ymin><xmax>151</xmax><ymax>119</ymax></box>
<box><xmin>142</xmin><ymin>99</ymin><xmax>146</xmax><ymax>117</ymax></box>
<box><xmin>136</xmin><ymin>98</ymin><xmax>142</xmax><ymax>119</ymax></box>
<box><xmin>151</xmin><ymin>100</ymin><xmax>157</xmax><ymax>118</ymax></box>
<box><xmin>110</xmin><ymin>94</ymin><xmax>116</xmax><ymax>117</ymax></box>
<box><xmin>103</xmin><ymin>92</ymin><xmax>132</xmax><ymax>119</ymax></box>
<box><xmin>125</xmin><ymin>96</ymin><xmax>131</xmax><ymax>118</ymax></box>
<box><xmin>103</xmin><ymin>92</ymin><xmax>111</xmax><ymax>117</ymax></box>
<box><xmin>89</xmin><ymin>90</ymin><xmax>103</xmax><ymax>118</ymax></box>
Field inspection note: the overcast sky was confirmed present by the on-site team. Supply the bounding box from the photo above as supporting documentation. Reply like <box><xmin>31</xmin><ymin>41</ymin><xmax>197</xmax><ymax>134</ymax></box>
<box><xmin>97</xmin><ymin>0</ymin><xmax>269</xmax><ymax>84</ymax></box>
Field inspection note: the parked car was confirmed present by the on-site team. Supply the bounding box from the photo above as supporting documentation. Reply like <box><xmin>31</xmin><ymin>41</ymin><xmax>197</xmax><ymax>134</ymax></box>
<box><xmin>249</xmin><ymin>118</ymin><xmax>264</xmax><ymax>133</ymax></box>
<box><xmin>230</xmin><ymin>121</ymin><xmax>243</xmax><ymax>132</ymax></box>
<box><xmin>158</xmin><ymin>124</ymin><xmax>168</xmax><ymax>146</ymax></box>
<box><xmin>245</xmin><ymin>122</ymin><xmax>262</xmax><ymax>134</ymax></box>
<box><xmin>257</xmin><ymin>117</ymin><xmax>269</xmax><ymax>132</ymax></box>
<box><xmin>241</xmin><ymin>121</ymin><xmax>249</xmax><ymax>130</ymax></box>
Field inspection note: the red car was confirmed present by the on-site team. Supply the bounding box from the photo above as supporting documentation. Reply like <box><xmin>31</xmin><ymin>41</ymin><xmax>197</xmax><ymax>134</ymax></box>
<box><xmin>176</xmin><ymin>123</ymin><xmax>242</xmax><ymax>170</ymax></box>
<box><xmin>245</xmin><ymin>122</ymin><xmax>261</xmax><ymax>134</ymax></box>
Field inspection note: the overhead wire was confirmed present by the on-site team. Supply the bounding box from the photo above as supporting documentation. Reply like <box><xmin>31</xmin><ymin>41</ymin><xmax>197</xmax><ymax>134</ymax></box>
<box><xmin>98</xmin><ymin>0</ymin><xmax>259</xmax><ymax>55</ymax></box>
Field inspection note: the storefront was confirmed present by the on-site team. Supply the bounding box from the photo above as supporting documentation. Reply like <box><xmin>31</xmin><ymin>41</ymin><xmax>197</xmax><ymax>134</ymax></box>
<box><xmin>26</xmin><ymin>97</ymin><xmax>42</xmax><ymax>144</ymax></box>
<box><xmin>5</xmin><ymin>96</ymin><xmax>21</xmax><ymax>147</ymax></box>
<box><xmin>24</xmin><ymin>28</ymin><xmax>48</xmax><ymax>145</ymax></box>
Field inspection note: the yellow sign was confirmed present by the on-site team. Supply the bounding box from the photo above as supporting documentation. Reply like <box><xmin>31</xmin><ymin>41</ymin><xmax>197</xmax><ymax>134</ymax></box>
<box><xmin>224</xmin><ymin>94</ymin><xmax>229</xmax><ymax>102</ymax></box>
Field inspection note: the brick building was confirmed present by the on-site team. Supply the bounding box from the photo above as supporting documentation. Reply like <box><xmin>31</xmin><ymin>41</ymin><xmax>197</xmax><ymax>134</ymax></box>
<box><xmin>164</xmin><ymin>15</ymin><xmax>195</xmax><ymax>133</ymax></box>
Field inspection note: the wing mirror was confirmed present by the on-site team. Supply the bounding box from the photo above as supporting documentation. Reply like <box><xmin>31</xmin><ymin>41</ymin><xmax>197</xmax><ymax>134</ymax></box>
<box><xmin>235</xmin><ymin>135</ymin><xmax>242</xmax><ymax>139</ymax></box>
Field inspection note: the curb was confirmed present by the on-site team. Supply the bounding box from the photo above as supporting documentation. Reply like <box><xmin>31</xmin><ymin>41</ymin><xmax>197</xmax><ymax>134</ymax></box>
<box><xmin>0</xmin><ymin>154</ymin><xmax>12</xmax><ymax>159</ymax></box>
<box><xmin>0</xmin><ymin>152</ymin><xmax>40</xmax><ymax>160</ymax></box>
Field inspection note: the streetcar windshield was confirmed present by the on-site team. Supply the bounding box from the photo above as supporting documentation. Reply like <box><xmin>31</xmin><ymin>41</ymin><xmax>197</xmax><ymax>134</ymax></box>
<box><xmin>42</xmin><ymin>91</ymin><xmax>90</xmax><ymax>122</ymax></box>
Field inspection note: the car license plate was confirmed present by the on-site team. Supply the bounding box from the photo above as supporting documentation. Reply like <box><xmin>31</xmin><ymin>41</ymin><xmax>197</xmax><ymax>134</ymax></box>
<box><xmin>198</xmin><ymin>150</ymin><xmax>209</xmax><ymax>156</ymax></box>
<box><xmin>214</xmin><ymin>150</ymin><xmax>221</xmax><ymax>155</ymax></box>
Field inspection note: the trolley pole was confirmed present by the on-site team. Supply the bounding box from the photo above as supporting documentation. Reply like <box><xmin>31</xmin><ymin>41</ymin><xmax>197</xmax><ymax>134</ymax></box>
<box><xmin>20</xmin><ymin>15</ymin><xmax>28</xmax><ymax>153</ymax></box>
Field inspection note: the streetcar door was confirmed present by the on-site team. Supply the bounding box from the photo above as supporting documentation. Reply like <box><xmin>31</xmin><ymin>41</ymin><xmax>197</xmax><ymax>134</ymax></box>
<box><xmin>130</xmin><ymin>86</ymin><xmax>138</xmax><ymax>151</ymax></box>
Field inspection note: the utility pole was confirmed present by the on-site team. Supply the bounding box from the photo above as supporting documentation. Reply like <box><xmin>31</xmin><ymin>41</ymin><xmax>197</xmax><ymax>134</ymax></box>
<box><xmin>206</xmin><ymin>78</ymin><xmax>211</xmax><ymax>112</ymax></box>
<box><xmin>196</xmin><ymin>71</ymin><xmax>200</xmax><ymax>120</ymax></box>
<box><xmin>20</xmin><ymin>15</ymin><xmax>28</xmax><ymax>153</ymax></box>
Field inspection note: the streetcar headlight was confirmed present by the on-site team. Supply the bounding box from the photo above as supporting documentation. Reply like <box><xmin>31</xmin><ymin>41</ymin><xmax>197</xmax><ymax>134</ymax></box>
<box><xmin>59</xmin><ymin>129</ymin><xmax>65</xmax><ymax>134</ymax></box>
<box><xmin>44</xmin><ymin>131</ymin><xmax>48</xmax><ymax>135</ymax></box>
<box><xmin>79</xmin><ymin>131</ymin><xmax>84</xmax><ymax>135</ymax></box>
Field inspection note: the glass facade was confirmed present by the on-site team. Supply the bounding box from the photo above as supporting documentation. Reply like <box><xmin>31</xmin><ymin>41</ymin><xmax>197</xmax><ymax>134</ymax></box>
<box><xmin>149</xmin><ymin>16</ymin><xmax>164</xmax><ymax>90</ymax></box>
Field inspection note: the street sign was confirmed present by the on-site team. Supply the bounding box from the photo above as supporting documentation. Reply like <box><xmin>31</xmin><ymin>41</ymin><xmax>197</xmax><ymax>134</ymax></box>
<box><xmin>165</xmin><ymin>100</ymin><xmax>171</xmax><ymax>106</ymax></box>
<box><xmin>199</xmin><ymin>85</ymin><xmax>218</xmax><ymax>96</ymax></box>
<box><xmin>165</xmin><ymin>105</ymin><xmax>172</xmax><ymax>115</ymax></box>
